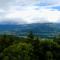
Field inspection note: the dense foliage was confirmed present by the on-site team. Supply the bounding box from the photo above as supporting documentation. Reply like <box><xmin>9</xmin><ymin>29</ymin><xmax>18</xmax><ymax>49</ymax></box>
<box><xmin>0</xmin><ymin>32</ymin><xmax>60</xmax><ymax>60</ymax></box>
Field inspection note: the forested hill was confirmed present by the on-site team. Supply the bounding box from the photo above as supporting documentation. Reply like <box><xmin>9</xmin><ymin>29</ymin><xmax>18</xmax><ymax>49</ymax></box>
<box><xmin>0</xmin><ymin>23</ymin><xmax>60</xmax><ymax>37</ymax></box>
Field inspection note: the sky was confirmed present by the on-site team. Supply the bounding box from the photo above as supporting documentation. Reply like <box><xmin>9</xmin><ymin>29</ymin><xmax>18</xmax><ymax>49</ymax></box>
<box><xmin>0</xmin><ymin>0</ymin><xmax>60</xmax><ymax>24</ymax></box>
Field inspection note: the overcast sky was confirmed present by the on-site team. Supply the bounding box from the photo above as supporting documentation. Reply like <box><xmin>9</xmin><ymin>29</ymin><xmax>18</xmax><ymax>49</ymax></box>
<box><xmin>0</xmin><ymin>0</ymin><xmax>60</xmax><ymax>24</ymax></box>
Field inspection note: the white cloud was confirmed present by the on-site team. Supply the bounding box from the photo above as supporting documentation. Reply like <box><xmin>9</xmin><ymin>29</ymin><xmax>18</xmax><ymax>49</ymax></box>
<box><xmin>0</xmin><ymin>0</ymin><xmax>60</xmax><ymax>24</ymax></box>
<box><xmin>0</xmin><ymin>6</ymin><xmax>60</xmax><ymax>24</ymax></box>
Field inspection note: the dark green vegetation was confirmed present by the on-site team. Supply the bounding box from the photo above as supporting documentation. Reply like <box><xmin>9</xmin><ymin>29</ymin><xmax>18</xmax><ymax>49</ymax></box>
<box><xmin>0</xmin><ymin>32</ymin><xmax>60</xmax><ymax>60</ymax></box>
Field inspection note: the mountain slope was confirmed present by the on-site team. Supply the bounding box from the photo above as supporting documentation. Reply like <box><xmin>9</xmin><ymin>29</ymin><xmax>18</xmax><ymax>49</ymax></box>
<box><xmin>0</xmin><ymin>23</ymin><xmax>60</xmax><ymax>38</ymax></box>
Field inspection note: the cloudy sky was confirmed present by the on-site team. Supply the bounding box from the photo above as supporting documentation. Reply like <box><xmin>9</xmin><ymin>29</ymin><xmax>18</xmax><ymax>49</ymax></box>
<box><xmin>0</xmin><ymin>0</ymin><xmax>60</xmax><ymax>24</ymax></box>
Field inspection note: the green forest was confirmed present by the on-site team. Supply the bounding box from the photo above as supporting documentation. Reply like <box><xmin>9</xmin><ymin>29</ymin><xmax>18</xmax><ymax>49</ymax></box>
<box><xmin>0</xmin><ymin>32</ymin><xmax>60</xmax><ymax>60</ymax></box>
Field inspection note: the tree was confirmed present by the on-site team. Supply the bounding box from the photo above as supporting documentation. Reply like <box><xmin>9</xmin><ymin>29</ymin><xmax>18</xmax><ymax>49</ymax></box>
<box><xmin>54</xmin><ymin>34</ymin><xmax>60</xmax><ymax>44</ymax></box>
<box><xmin>27</xmin><ymin>31</ymin><xmax>34</xmax><ymax>43</ymax></box>
<box><xmin>2</xmin><ymin>42</ymin><xmax>33</xmax><ymax>60</ymax></box>
<box><xmin>46</xmin><ymin>51</ymin><xmax>53</xmax><ymax>60</ymax></box>
<box><xmin>27</xmin><ymin>31</ymin><xmax>34</xmax><ymax>39</ymax></box>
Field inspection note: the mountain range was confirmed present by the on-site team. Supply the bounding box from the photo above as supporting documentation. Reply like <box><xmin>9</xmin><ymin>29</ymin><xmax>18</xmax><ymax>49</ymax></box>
<box><xmin>0</xmin><ymin>23</ymin><xmax>60</xmax><ymax>38</ymax></box>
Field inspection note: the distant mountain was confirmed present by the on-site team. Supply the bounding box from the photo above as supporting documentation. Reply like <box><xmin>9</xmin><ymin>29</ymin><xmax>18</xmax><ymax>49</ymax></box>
<box><xmin>0</xmin><ymin>23</ymin><xmax>60</xmax><ymax>38</ymax></box>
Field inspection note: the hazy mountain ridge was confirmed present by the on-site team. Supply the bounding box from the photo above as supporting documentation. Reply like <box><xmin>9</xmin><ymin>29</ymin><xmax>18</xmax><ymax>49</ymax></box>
<box><xmin>0</xmin><ymin>23</ymin><xmax>60</xmax><ymax>38</ymax></box>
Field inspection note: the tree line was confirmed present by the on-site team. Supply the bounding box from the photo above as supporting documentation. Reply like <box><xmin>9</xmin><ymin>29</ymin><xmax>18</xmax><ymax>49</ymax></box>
<box><xmin>0</xmin><ymin>32</ymin><xmax>59</xmax><ymax>60</ymax></box>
